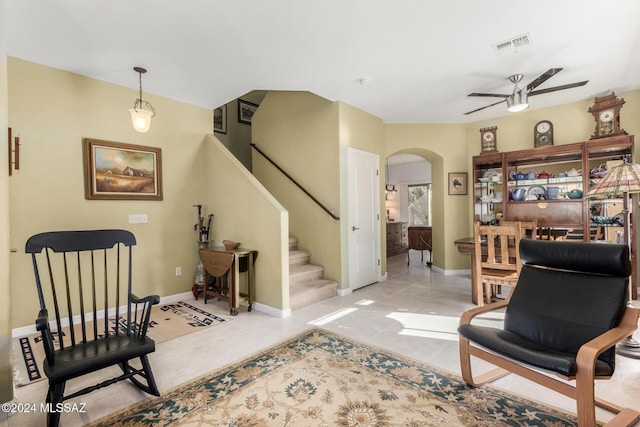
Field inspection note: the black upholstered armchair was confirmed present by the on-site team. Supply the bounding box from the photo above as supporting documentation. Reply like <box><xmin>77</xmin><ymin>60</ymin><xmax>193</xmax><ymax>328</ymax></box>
<box><xmin>458</xmin><ymin>238</ymin><xmax>640</xmax><ymax>426</ymax></box>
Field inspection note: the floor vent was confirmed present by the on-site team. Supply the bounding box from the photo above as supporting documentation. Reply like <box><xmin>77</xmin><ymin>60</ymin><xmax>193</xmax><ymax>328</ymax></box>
<box><xmin>493</xmin><ymin>33</ymin><xmax>533</xmax><ymax>56</ymax></box>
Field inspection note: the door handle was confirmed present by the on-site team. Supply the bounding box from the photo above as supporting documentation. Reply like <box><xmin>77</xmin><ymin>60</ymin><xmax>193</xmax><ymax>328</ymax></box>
<box><xmin>352</xmin><ymin>226</ymin><xmax>359</xmax><ymax>231</ymax></box>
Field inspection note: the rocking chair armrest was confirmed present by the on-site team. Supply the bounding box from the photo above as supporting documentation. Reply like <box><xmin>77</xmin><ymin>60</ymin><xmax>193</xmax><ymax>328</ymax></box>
<box><xmin>128</xmin><ymin>293</ymin><xmax>160</xmax><ymax>338</ymax></box>
<box><xmin>35</xmin><ymin>309</ymin><xmax>49</xmax><ymax>331</ymax></box>
<box><xmin>129</xmin><ymin>293</ymin><xmax>160</xmax><ymax>306</ymax></box>
<box><xmin>459</xmin><ymin>300</ymin><xmax>509</xmax><ymax>326</ymax></box>
<box><xmin>35</xmin><ymin>309</ymin><xmax>56</xmax><ymax>363</ymax></box>
<box><xmin>576</xmin><ymin>307</ymin><xmax>640</xmax><ymax>371</ymax></box>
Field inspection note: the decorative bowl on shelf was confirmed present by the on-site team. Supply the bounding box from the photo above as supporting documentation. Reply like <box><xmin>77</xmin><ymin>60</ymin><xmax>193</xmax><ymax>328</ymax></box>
<box><xmin>223</xmin><ymin>240</ymin><xmax>240</xmax><ymax>250</ymax></box>
<box><xmin>567</xmin><ymin>189</ymin><xmax>583</xmax><ymax>199</ymax></box>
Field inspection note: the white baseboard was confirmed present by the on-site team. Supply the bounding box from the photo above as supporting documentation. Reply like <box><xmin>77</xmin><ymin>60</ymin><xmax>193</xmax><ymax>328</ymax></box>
<box><xmin>442</xmin><ymin>268</ymin><xmax>471</xmax><ymax>276</ymax></box>
<box><xmin>13</xmin><ymin>291</ymin><xmax>213</xmax><ymax>338</ymax></box>
<box><xmin>252</xmin><ymin>302</ymin><xmax>291</xmax><ymax>318</ymax></box>
<box><xmin>337</xmin><ymin>287</ymin><xmax>352</xmax><ymax>297</ymax></box>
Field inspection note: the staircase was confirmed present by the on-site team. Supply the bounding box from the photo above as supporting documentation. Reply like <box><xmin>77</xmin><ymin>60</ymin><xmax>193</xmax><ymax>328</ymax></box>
<box><xmin>289</xmin><ymin>236</ymin><xmax>339</xmax><ymax>310</ymax></box>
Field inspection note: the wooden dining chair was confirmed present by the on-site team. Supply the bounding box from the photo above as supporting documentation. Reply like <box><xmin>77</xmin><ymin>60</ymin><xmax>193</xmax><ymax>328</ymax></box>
<box><xmin>498</xmin><ymin>219</ymin><xmax>538</xmax><ymax>239</ymax></box>
<box><xmin>473</xmin><ymin>221</ymin><xmax>522</xmax><ymax>306</ymax></box>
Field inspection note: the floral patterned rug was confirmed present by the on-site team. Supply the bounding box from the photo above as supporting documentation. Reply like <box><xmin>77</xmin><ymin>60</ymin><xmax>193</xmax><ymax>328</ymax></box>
<box><xmin>90</xmin><ymin>328</ymin><xmax>579</xmax><ymax>426</ymax></box>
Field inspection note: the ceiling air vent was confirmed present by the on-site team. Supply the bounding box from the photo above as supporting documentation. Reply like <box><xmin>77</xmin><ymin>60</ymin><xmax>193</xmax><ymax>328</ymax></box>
<box><xmin>492</xmin><ymin>33</ymin><xmax>533</xmax><ymax>56</ymax></box>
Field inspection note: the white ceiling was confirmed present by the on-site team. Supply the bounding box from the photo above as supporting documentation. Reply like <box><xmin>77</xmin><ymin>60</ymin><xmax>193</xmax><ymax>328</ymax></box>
<box><xmin>5</xmin><ymin>0</ymin><xmax>640</xmax><ymax>124</ymax></box>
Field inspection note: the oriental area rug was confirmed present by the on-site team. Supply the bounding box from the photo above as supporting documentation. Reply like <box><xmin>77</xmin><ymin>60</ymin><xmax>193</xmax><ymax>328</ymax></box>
<box><xmin>90</xmin><ymin>328</ymin><xmax>580</xmax><ymax>427</ymax></box>
<box><xmin>13</xmin><ymin>300</ymin><xmax>227</xmax><ymax>387</ymax></box>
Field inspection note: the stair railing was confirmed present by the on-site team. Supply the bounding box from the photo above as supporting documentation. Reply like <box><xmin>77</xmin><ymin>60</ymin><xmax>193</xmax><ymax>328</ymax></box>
<box><xmin>251</xmin><ymin>143</ymin><xmax>340</xmax><ymax>221</ymax></box>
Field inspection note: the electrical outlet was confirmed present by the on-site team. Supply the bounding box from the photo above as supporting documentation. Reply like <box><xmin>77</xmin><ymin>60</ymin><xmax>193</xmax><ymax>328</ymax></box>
<box><xmin>175</xmin><ymin>267</ymin><xmax>182</xmax><ymax>276</ymax></box>
<box><xmin>128</xmin><ymin>214</ymin><xmax>148</xmax><ymax>224</ymax></box>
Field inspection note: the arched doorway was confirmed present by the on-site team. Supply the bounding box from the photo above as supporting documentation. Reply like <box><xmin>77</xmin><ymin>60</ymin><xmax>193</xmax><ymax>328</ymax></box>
<box><xmin>385</xmin><ymin>149</ymin><xmax>444</xmax><ymax>268</ymax></box>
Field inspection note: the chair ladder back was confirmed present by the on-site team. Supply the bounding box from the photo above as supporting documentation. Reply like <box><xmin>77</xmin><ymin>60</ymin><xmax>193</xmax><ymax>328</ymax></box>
<box><xmin>29</xmin><ymin>232</ymin><xmax>134</xmax><ymax>350</ymax></box>
<box><xmin>43</xmin><ymin>248</ymin><xmax>66</xmax><ymax>350</ymax></box>
<box><xmin>475</xmin><ymin>223</ymin><xmax>522</xmax><ymax>271</ymax></box>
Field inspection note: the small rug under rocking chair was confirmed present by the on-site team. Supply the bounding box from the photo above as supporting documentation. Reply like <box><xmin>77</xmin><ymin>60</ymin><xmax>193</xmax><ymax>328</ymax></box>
<box><xmin>13</xmin><ymin>300</ymin><xmax>227</xmax><ymax>387</ymax></box>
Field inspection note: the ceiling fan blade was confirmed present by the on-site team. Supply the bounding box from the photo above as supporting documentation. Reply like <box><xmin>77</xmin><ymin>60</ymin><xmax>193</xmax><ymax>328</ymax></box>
<box><xmin>529</xmin><ymin>80</ymin><xmax>589</xmax><ymax>96</ymax></box>
<box><xmin>526</xmin><ymin>68</ymin><xmax>563</xmax><ymax>91</ymax></box>
<box><xmin>464</xmin><ymin>99</ymin><xmax>507</xmax><ymax>115</ymax></box>
<box><xmin>468</xmin><ymin>92</ymin><xmax>510</xmax><ymax>98</ymax></box>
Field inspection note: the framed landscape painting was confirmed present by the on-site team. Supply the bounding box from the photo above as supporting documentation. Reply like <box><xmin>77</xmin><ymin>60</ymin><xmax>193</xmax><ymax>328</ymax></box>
<box><xmin>83</xmin><ymin>138</ymin><xmax>163</xmax><ymax>200</ymax></box>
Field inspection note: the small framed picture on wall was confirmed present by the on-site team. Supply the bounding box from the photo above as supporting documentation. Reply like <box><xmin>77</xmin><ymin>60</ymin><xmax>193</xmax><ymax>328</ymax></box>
<box><xmin>213</xmin><ymin>105</ymin><xmax>227</xmax><ymax>134</ymax></box>
<box><xmin>238</xmin><ymin>99</ymin><xmax>259</xmax><ymax>124</ymax></box>
<box><xmin>448</xmin><ymin>172</ymin><xmax>467</xmax><ymax>195</ymax></box>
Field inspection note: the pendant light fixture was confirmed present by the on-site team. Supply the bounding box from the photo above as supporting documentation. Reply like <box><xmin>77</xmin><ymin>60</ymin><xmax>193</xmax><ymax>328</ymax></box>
<box><xmin>129</xmin><ymin>66</ymin><xmax>156</xmax><ymax>133</ymax></box>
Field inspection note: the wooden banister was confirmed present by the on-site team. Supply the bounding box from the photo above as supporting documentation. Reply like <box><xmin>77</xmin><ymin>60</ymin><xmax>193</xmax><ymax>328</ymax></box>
<box><xmin>251</xmin><ymin>143</ymin><xmax>339</xmax><ymax>221</ymax></box>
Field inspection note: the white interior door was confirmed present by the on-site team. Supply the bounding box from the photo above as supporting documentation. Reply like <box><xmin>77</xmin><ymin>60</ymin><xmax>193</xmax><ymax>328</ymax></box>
<box><xmin>347</xmin><ymin>148</ymin><xmax>380</xmax><ymax>290</ymax></box>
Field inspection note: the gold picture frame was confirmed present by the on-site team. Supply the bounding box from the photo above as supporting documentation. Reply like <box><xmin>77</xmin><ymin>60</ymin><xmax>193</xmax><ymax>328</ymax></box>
<box><xmin>83</xmin><ymin>138</ymin><xmax>163</xmax><ymax>200</ymax></box>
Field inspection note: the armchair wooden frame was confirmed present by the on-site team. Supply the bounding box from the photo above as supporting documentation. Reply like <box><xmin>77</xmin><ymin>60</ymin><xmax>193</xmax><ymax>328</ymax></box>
<box><xmin>459</xmin><ymin>239</ymin><xmax>640</xmax><ymax>426</ymax></box>
<box><xmin>459</xmin><ymin>302</ymin><xmax>640</xmax><ymax>426</ymax></box>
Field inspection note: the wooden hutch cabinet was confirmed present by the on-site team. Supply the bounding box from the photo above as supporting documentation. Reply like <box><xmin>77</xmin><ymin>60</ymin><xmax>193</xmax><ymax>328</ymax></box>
<box><xmin>472</xmin><ymin>134</ymin><xmax>636</xmax><ymax>297</ymax></box>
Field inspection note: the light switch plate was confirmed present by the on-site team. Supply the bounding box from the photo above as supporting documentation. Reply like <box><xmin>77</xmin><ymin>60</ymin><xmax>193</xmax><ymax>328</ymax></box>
<box><xmin>128</xmin><ymin>214</ymin><xmax>148</xmax><ymax>224</ymax></box>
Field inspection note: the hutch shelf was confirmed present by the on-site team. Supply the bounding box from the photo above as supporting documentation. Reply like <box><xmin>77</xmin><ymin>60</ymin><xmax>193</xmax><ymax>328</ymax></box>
<box><xmin>472</xmin><ymin>134</ymin><xmax>636</xmax><ymax>297</ymax></box>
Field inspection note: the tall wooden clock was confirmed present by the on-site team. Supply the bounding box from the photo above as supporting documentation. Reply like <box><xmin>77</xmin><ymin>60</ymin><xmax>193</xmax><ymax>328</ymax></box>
<box><xmin>588</xmin><ymin>92</ymin><xmax>626</xmax><ymax>139</ymax></box>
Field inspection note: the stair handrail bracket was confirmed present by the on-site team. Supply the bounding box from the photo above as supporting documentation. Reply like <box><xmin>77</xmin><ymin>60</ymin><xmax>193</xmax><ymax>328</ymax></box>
<box><xmin>251</xmin><ymin>143</ymin><xmax>339</xmax><ymax>221</ymax></box>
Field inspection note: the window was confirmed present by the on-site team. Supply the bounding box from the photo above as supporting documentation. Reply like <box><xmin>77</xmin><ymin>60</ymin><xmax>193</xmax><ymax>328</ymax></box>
<box><xmin>408</xmin><ymin>184</ymin><xmax>431</xmax><ymax>226</ymax></box>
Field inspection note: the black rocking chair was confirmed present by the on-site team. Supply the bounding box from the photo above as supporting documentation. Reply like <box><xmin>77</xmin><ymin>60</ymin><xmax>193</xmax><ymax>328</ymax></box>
<box><xmin>26</xmin><ymin>229</ymin><xmax>161</xmax><ymax>427</ymax></box>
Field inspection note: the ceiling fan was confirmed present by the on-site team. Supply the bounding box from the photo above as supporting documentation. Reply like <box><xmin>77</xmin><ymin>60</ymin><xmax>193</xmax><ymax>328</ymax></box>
<box><xmin>464</xmin><ymin>68</ymin><xmax>588</xmax><ymax>115</ymax></box>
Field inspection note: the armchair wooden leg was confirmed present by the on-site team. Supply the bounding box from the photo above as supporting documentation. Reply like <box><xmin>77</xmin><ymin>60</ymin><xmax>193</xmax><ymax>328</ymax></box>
<box><xmin>459</xmin><ymin>335</ymin><xmax>510</xmax><ymax>387</ymax></box>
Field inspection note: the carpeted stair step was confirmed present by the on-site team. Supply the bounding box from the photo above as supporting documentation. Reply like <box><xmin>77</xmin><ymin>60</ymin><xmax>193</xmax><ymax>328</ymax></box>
<box><xmin>289</xmin><ymin>236</ymin><xmax>299</xmax><ymax>251</ymax></box>
<box><xmin>289</xmin><ymin>264</ymin><xmax>324</xmax><ymax>286</ymax></box>
<box><xmin>289</xmin><ymin>249</ymin><xmax>311</xmax><ymax>266</ymax></box>
<box><xmin>290</xmin><ymin>279</ymin><xmax>339</xmax><ymax>311</ymax></box>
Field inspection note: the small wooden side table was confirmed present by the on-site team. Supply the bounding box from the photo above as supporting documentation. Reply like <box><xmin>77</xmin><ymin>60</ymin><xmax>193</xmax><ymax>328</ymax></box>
<box><xmin>198</xmin><ymin>246</ymin><xmax>258</xmax><ymax>315</ymax></box>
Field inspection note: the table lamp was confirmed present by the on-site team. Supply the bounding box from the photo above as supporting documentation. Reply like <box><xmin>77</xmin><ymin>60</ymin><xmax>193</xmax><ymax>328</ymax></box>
<box><xmin>587</xmin><ymin>161</ymin><xmax>640</xmax><ymax>358</ymax></box>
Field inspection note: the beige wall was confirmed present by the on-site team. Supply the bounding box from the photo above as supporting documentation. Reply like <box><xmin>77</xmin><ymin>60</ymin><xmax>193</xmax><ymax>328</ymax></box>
<box><xmin>0</xmin><ymin>0</ymin><xmax>13</xmax><ymax>404</ymax></box>
<box><xmin>337</xmin><ymin>102</ymin><xmax>385</xmax><ymax>280</ymax></box>
<box><xmin>8</xmin><ymin>58</ymin><xmax>213</xmax><ymax>328</ymax></box>
<box><xmin>383</xmin><ymin>124</ymin><xmax>469</xmax><ymax>270</ymax></box>
<box><xmin>252</xmin><ymin>92</ymin><xmax>342</xmax><ymax>288</ymax></box>
<box><xmin>205</xmin><ymin>135</ymin><xmax>288</xmax><ymax>310</ymax></box>
<box><xmin>466</xmin><ymin>91</ymin><xmax>640</xmax><ymax>156</ymax></box>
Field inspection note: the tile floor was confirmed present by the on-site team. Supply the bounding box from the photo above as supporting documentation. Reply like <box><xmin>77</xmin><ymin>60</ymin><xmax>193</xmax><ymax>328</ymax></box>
<box><xmin>3</xmin><ymin>251</ymin><xmax>640</xmax><ymax>426</ymax></box>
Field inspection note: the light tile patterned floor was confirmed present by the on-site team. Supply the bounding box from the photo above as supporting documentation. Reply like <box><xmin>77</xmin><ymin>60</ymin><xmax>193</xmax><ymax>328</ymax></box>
<box><xmin>3</xmin><ymin>251</ymin><xmax>640</xmax><ymax>426</ymax></box>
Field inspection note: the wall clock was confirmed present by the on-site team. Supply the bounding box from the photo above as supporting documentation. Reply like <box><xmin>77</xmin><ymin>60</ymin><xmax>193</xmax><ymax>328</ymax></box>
<box><xmin>480</xmin><ymin>126</ymin><xmax>497</xmax><ymax>154</ymax></box>
<box><xmin>534</xmin><ymin>120</ymin><xmax>553</xmax><ymax>147</ymax></box>
<box><xmin>588</xmin><ymin>92</ymin><xmax>626</xmax><ymax>139</ymax></box>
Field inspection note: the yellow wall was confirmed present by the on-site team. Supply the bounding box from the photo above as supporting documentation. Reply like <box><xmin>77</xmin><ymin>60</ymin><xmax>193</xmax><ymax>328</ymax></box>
<box><xmin>205</xmin><ymin>135</ymin><xmax>288</xmax><ymax>310</ymax></box>
<box><xmin>0</xmin><ymin>0</ymin><xmax>13</xmax><ymax>403</ymax></box>
<box><xmin>252</xmin><ymin>92</ymin><xmax>342</xmax><ymax>286</ymax></box>
<box><xmin>337</xmin><ymin>102</ymin><xmax>385</xmax><ymax>280</ymax></box>
<box><xmin>466</xmin><ymin>92</ymin><xmax>640</xmax><ymax>156</ymax></box>
<box><xmin>8</xmin><ymin>58</ymin><xmax>213</xmax><ymax>328</ymax></box>
<box><xmin>383</xmin><ymin>124</ymin><xmax>470</xmax><ymax>270</ymax></box>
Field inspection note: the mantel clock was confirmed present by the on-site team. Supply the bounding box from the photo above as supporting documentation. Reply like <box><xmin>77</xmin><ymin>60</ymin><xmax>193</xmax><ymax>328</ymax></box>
<box><xmin>588</xmin><ymin>92</ymin><xmax>626</xmax><ymax>139</ymax></box>
<box><xmin>480</xmin><ymin>126</ymin><xmax>497</xmax><ymax>153</ymax></box>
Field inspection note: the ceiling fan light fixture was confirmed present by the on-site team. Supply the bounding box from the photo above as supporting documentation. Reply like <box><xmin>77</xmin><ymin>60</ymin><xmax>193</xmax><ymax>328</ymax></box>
<box><xmin>507</xmin><ymin>90</ymin><xmax>529</xmax><ymax>112</ymax></box>
<box><xmin>129</xmin><ymin>66</ymin><xmax>156</xmax><ymax>133</ymax></box>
